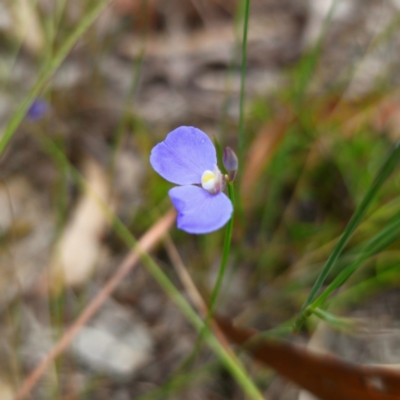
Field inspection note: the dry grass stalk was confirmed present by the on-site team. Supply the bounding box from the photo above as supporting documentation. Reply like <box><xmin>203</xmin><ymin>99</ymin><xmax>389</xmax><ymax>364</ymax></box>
<box><xmin>15</xmin><ymin>209</ymin><xmax>176</xmax><ymax>400</ymax></box>
<box><xmin>163</xmin><ymin>236</ymin><xmax>232</xmax><ymax>350</ymax></box>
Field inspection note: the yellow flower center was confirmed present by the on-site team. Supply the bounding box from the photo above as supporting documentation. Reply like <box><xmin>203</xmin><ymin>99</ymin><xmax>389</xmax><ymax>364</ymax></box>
<box><xmin>201</xmin><ymin>170</ymin><xmax>217</xmax><ymax>192</ymax></box>
<box><xmin>201</xmin><ymin>167</ymin><xmax>224</xmax><ymax>194</ymax></box>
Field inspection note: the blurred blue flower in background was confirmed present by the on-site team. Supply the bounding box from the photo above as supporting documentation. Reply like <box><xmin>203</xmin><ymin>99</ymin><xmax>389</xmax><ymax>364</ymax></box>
<box><xmin>150</xmin><ymin>126</ymin><xmax>233</xmax><ymax>234</ymax></box>
<box><xmin>27</xmin><ymin>98</ymin><xmax>48</xmax><ymax>121</ymax></box>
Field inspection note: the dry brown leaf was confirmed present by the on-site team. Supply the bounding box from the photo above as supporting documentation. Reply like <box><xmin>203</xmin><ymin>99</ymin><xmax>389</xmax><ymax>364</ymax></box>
<box><xmin>216</xmin><ymin>316</ymin><xmax>400</xmax><ymax>400</ymax></box>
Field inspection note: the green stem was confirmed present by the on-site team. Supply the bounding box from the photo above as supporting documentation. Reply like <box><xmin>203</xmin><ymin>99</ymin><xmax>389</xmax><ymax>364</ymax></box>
<box><xmin>209</xmin><ymin>182</ymin><xmax>236</xmax><ymax>313</ymax></box>
<box><xmin>236</xmin><ymin>0</ymin><xmax>250</xmax><ymax>223</ymax></box>
<box><xmin>172</xmin><ymin>182</ymin><xmax>236</xmax><ymax>374</ymax></box>
<box><xmin>238</xmin><ymin>0</ymin><xmax>251</xmax><ymax>167</ymax></box>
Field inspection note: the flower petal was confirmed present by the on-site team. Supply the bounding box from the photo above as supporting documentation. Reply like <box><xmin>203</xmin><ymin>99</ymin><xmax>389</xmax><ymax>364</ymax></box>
<box><xmin>150</xmin><ymin>126</ymin><xmax>217</xmax><ymax>185</ymax></box>
<box><xmin>169</xmin><ymin>186</ymin><xmax>233</xmax><ymax>234</ymax></box>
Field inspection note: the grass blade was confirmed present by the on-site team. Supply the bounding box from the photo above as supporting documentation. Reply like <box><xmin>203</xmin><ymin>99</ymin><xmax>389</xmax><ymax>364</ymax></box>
<box><xmin>0</xmin><ymin>0</ymin><xmax>112</xmax><ymax>157</ymax></box>
<box><xmin>238</xmin><ymin>0</ymin><xmax>251</xmax><ymax>167</ymax></box>
<box><xmin>294</xmin><ymin>142</ymin><xmax>400</xmax><ymax>330</ymax></box>
<box><xmin>311</xmin><ymin>211</ymin><xmax>400</xmax><ymax>309</ymax></box>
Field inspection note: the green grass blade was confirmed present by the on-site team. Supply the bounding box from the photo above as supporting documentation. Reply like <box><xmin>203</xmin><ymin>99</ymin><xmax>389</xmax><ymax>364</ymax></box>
<box><xmin>0</xmin><ymin>0</ymin><xmax>112</xmax><ymax>157</ymax></box>
<box><xmin>294</xmin><ymin>143</ymin><xmax>400</xmax><ymax>329</ymax></box>
<box><xmin>311</xmin><ymin>211</ymin><xmax>400</xmax><ymax>309</ymax></box>
<box><xmin>311</xmin><ymin>308</ymin><xmax>355</xmax><ymax>331</ymax></box>
<box><xmin>238</xmin><ymin>0</ymin><xmax>251</xmax><ymax>167</ymax></box>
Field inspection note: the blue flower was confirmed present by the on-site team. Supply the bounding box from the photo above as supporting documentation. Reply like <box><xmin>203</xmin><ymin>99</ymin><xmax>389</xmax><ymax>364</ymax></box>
<box><xmin>27</xmin><ymin>99</ymin><xmax>48</xmax><ymax>121</ymax></box>
<box><xmin>150</xmin><ymin>126</ymin><xmax>233</xmax><ymax>234</ymax></box>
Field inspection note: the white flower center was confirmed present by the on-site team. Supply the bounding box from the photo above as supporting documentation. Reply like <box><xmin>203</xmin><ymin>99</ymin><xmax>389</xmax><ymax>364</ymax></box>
<box><xmin>201</xmin><ymin>167</ymin><xmax>224</xmax><ymax>194</ymax></box>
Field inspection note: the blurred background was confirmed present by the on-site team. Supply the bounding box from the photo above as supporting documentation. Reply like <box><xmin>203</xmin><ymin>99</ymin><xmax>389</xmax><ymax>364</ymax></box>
<box><xmin>2</xmin><ymin>0</ymin><xmax>400</xmax><ymax>399</ymax></box>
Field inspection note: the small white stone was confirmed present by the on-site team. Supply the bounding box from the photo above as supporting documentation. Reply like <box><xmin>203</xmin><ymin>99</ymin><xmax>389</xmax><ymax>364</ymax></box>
<box><xmin>71</xmin><ymin>303</ymin><xmax>153</xmax><ymax>379</ymax></box>
<box><xmin>72</xmin><ymin>327</ymin><xmax>150</xmax><ymax>377</ymax></box>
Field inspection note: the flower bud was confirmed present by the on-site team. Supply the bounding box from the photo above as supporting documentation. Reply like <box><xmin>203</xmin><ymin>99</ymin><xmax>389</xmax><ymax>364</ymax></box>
<box><xmin>223</xmin><ymin>147</ymin><xmax>238</xmax><ymax>182</ymax></box>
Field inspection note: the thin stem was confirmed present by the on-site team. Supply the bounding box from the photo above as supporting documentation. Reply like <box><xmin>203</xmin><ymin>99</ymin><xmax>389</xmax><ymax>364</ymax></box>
<box><xmin>235</xmin><ymin>0</ymin><xmax>250</xmax><ymax>223</ymax></box>
<box><xmin>168</xmin><ymin>181</ymin><xmax>236</xmax><ymax>376</ymax></box>
<box><xmin>238</xmin><ymin>0</ymin><xmax>251</xmax><ymax>167</ymax></box>
<box><xmin>209</xmin><ymin>182</ymin><xmax>236</xmax><ymax>313</ymax></box>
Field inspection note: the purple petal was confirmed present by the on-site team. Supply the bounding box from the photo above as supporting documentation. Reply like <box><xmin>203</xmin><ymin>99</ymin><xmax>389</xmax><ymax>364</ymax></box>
<box><xmin>150</xmin><ymin>126</ymin><xmax>217</xmax><ymax>185</ymax></box>
<box><xmin>169</xmin><ymin>186</ymin><xmax>233</xmax><ymax>234</ymax></box>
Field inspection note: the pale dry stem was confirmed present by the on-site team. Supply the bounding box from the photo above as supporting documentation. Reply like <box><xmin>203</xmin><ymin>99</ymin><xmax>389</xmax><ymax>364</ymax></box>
<box><xmin>163</xmin><ymin>236</ymin><xmax>233</xmax><ymax>351</ymax></box>
<box><xmin>15</xmin><ymin>209</ymin><xmax>176</xmax><ymax>400</ymax></box>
